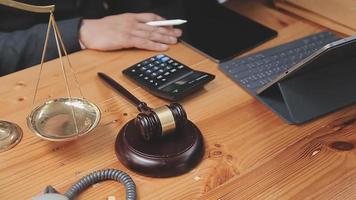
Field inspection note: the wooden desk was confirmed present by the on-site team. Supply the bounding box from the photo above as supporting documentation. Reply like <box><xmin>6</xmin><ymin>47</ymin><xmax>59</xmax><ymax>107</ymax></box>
<box><xmin>1</xmin><ymin>1</ymin><xmax>356</xmax><ymax>199</ymax></box>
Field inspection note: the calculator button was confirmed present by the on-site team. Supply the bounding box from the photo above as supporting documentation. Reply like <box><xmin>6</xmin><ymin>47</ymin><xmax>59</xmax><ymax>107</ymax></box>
<box><xmin>160</xmin><ymin>63</ymin><xmax>167</xmax><ymax>67</ymax></box>
<box><xmin>168</xmin><ymin>59</ymin><xmax>174</xmax><ymax>64</ymax></box>
<box><xmin>164</xmin><ymin>72</ymin><xmax>170</xmax><ymax>76</ymax></box>
<box><xmin>143</xmin><ymin>60</ymin><xmax>150</xmax><ymax>65</ymax></box>
<box><xmin>160</xmin><ymin>57</ymin><xmax>170</xmax><ymax>62</ymax></box>
<box><xmin>144</xmin><ymin>76</ymin><xmax>149</xmax><ymax>80</ymax></box>
<box><xmin>161</xmin><ymin>78</ymin><xmax>167</xmax><ymax>82</ymax></box>
<box><xmin>158</xmin><ymin>69</ymin><xmax>164</xmax><ymax>73</ymax></box>
<box><xmin>170</xmin><ymin>69</ymin><xmax>177</xmax><ymax>73</ymax></box>
<box><xmin>137</xmin><ymin>64</ymin><xmax>142</xmax><ymax>67</ymax></box>
<box><xmin>138</xmin><ymin>73</ymin><xmax>144</xmax><ymax>77</ymax></box>
<box><xmin>149</xmin><ymin>80</ymin><xmax>154</xmax><ymax>83</ymax></box>
<box><xmin>146</xmin><ymin>69</ymin><xmax>152</xmax><ymax>74</ymax></box>
<box><xmin>156</xmin><ymin>54</ymin><xmax>165</xmax><ymax>59</ymax></box>
<box><xmin>172</xmin><ymin>62</ymin><xmax>179</xmax><ymax>66</ymax></box>
<box><xmin>150</xmin><ymin>57</ymin><xmax>155</xmax><ymax>61</ymax></box>
<box><xmin>157</xmin><ymin>75</ymin><xmax>163</xmax><ymax>79</ymax></box>
<box><xmin>140</xmin><ymin>66</ymin><xmax>147</xmax><ymax>71</ymax></box>
<box><xmin>154</xmin><ymin>61</ymin><xmax>161</xmax><ymax>65</ymax></box>
<box><xmin>131</xmin><ymin>69</ymin><xmax>136</xmax><ymax>73</ymax></box>
<box><xmin>150</xmin><ymin>72</ymin><xmax>158</xmax><ymax>77</ymax></box>
<box><xmin>153</xmin><ymin>66</ymin><xmax>159</xmax><ymax>71</ymax></box>
<box><xmin>165</xmin><ymin>66</ymin><xmax>172</xmax><ymax>70</ymax></box>
<box><xmin>148</xmin><ymin>63</ymin><xmax>154</xmax><ymax>68</ymax></box>
<box><xmin>178</xmin><ymin>65</ymin><xmax>184</xmax><ymax>69</ymax></box>
<box><xmin>154</xmin><ymin>82</ymin><xmax>159</xmax><ymax>87</ymax></box>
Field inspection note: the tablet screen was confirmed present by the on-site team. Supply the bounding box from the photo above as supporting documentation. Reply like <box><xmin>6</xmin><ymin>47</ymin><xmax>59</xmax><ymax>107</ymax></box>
<box><xmin>179</xmin><ymin>2</ymin><xmax>277</xmax><ymax>62</ymax></box>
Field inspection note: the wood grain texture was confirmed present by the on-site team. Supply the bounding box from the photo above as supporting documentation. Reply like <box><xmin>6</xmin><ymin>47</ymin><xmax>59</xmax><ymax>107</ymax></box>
<box><xmin>274</xmin><ymin>0</ymin><xmax>356</xmax><ymax>36</ymax></box>
<box><xmin>202</xmin><ymin>110</ymin><xmax>356</xmax><ymax>200</ymax></box>
<box><xmin>285</xmin><ymin>0</ymin><xmax>356</xmax><ymax>30</ymax></box>
<box><xmin>1</xmin><ymin>1</ymin><xmax>356</xmax><ymax>200</ymax></box>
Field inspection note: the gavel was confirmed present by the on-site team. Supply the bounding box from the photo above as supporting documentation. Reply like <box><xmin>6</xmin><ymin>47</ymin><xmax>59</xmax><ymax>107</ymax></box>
<box><xmin>98</xmin><ymin>72</ymin><xmax>187</xmax><ymax>141</ymax></box>
<box><xmin>98</xmin><ymin>72</ymin><xmax>204</xmax><ymax>178</ymax></box>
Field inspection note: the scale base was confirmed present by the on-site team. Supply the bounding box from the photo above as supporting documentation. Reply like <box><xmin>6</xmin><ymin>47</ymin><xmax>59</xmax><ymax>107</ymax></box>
<box><xmin>115</xmin><ymin>120</ymin><xmax>204</xmax><ymax>177</ymax></box>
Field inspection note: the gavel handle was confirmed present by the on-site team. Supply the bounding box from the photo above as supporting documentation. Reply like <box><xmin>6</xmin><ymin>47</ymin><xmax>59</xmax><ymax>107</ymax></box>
<box><xmin>98</xmin><ymin>72</ymin><xmax>150</xmax><ymax>112</ymax></box>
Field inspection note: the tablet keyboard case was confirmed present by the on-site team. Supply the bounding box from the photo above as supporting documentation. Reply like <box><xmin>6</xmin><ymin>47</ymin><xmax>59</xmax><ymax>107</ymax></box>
<box><xmin>258</xmin><ymin>38</ymin><xmax>356</xmax><ymax>124</ymax></box>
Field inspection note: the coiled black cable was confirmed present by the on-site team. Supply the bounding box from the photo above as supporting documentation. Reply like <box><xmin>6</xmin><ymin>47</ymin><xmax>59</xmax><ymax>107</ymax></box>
<box><xmin>64</xmin><ymin>169</ymin><xmax>136</xmax><ymax>200</ymax></box>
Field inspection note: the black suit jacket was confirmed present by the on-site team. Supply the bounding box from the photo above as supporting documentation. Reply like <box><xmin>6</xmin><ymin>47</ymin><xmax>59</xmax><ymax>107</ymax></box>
<box><xmin>0</xmin><ymin>0</ymin><xmax>185</xmax><ymax>76</ymax></box>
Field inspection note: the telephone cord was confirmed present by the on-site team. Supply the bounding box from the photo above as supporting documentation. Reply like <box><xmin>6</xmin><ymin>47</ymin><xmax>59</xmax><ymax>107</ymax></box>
<box><xmin>64</xmin><ymin>169</ymin><xmax>136</xmax><ymax>200</ymax></box>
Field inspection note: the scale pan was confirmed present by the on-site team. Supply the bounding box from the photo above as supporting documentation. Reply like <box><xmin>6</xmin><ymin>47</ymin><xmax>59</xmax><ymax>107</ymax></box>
<box><xmin>0</xmin><ymin>121</ymin><xmax>23</xmax><ymax>152</ymax></box>
<box><xmin>27</xmin><ymin>97</ymin><xmax>101</xmax><ymax>141</ymax></box>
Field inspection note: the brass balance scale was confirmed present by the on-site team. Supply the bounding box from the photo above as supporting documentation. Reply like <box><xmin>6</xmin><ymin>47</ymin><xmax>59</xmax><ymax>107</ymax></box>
<box><xmin>0</xmin><ymin>0</ymin><xmax>101</xmax><ymax>152</ymax></box>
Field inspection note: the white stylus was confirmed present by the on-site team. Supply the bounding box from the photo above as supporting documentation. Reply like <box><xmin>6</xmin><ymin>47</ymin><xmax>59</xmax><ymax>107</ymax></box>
<box><xmin>146</xmin><ymin>19</ymin><xmax>187</xmax><ymax>26</ymax></box>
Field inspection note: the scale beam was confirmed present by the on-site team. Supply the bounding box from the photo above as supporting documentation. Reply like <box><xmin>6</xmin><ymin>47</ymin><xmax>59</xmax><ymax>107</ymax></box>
<box><xmin>0</xmin><ymin>0</ymin><xmax>54</xmax><ymax>13</ymax></box>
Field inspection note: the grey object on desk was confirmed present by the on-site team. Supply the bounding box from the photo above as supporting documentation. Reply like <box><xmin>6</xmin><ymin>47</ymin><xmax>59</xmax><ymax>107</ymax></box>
<box><xmin>32</xmin><ymin>169</ymin><xmax>136</xmax><ymax>200</ymax></box>
<box><xmin>220</xmin><ymin>32</ymin><xmax>356</xmax><ymax>124</ymax></box>
<box><xmin>32</xmin><ymin>193</ymin><xmax>68</xmax><ymax>200</ymax></box>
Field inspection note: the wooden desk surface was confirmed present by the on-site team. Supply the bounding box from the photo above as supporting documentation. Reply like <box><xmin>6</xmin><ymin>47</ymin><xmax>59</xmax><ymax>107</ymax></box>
<box><xmin>1</xmin><ymin>1</ymin><xmax>356</xmax><ymax>199</ymax></box>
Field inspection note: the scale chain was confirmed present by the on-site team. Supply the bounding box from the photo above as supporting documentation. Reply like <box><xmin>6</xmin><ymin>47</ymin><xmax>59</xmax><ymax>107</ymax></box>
<box><xmin>50</xmin><ymin>13</ymin><xmax>79</xmax><ymax>135</ymax></box>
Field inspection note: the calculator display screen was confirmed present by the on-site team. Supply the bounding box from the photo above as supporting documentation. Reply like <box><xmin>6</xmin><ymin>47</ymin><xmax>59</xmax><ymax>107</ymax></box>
<box><xmin>179</xmin><ymin>1</ymin><xmax>277</xmax><ymax>62</ymax></box>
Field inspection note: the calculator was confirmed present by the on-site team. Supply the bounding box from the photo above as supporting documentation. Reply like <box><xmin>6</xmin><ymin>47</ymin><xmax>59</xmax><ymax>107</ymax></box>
<box><xmin>123</xmin><ymin>54</ymin><xmax>215</xmax><ymax>101</ymax></box>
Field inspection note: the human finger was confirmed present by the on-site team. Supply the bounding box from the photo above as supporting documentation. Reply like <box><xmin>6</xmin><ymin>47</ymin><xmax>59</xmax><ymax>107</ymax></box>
<box><xmin>134</xmin><ymin>13</ymin><xmax>165</xmax><ymax>23</ymax></box>
<box><xmin>131</xmin><ymin>30</ymin><xmax>178</xmax><ymax>44</ymax></box>
<box><xmin>130</xmin><ymin>36</ymin><xmax>169</xmax><ymax>51</ymax></box>
<box><xmin>135</xmin><ymin>24</ymin><xmax>182</xmax><ymax>37</ymax></box>
<box><xmin>156</xmin><ymin>27</ymin><xmax>182</xmax><ymax>37</ymax></box>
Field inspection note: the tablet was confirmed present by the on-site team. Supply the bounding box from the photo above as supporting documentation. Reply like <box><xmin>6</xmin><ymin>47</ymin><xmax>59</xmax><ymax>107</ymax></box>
<box><xmin>179</xmin><ymin>2</ymin><xmax>277</xmax><ymax>62</ymax></box>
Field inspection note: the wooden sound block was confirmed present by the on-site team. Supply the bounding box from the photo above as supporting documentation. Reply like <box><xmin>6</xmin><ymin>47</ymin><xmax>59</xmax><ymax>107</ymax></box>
<box><xmin>115</xmin><ymin>120</ymin><xmax>204</xmax><ymax>178</ymax></box>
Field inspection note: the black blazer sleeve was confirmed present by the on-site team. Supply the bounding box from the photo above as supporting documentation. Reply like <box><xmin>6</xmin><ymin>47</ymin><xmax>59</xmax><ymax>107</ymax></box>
<box><xmin>0</xmin><ymin>17</ymin><xmax>82</xmax><ymax>76</ymax></box>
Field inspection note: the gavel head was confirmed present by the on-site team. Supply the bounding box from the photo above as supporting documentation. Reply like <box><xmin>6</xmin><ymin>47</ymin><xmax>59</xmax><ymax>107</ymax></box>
<box><xmin>134</xmin><ymin>103</ymin><xmax>187</xmax><ymax>141</ymax></box>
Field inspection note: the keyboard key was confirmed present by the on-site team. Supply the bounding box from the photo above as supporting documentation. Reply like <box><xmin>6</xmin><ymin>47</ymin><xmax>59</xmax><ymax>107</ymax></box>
<box><xmin>219</xmin><ymin>31</ymin><xmax>340</xmax><ymax>93</ymax></box>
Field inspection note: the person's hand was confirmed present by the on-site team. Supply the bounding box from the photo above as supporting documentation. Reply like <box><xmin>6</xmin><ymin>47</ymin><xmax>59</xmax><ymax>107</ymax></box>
<box><xmin>79</xmin><ymin>13</ymin><xmax>182</xmax><ymax>51</ymax></box>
